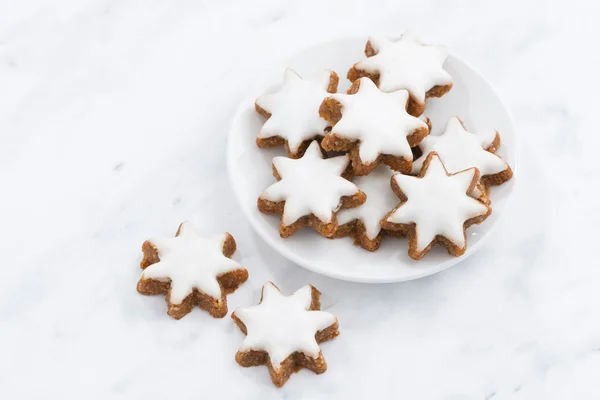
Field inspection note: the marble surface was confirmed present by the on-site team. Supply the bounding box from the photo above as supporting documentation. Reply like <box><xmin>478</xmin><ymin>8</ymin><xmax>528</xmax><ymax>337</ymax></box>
<box><xmin>1</xmin><ymin>0</ymin><xmax>599</xmax><ymax>398</ymax></box>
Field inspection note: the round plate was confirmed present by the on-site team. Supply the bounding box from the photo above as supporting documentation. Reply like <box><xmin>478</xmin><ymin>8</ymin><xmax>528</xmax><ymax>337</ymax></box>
<box><xmin>227</xmin><ymin>37</ymin><xmax>517</xmax><ymax>283</ymax></box>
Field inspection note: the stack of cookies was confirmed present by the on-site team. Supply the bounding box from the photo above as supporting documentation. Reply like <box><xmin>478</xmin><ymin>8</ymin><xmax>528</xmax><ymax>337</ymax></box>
<box><xmin>133</xmin><ymin>32</ymin><xmax>515</xmax><ymax>388</ymax></box>
<box><xmin>254</xmin><ymin>31</ymin><xmax>513</xmax><ymax>260</ymax></box>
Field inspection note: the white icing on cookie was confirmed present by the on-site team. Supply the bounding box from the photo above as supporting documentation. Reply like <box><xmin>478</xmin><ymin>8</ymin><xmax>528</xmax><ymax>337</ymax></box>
<box><xmin>233</xmin><ymin>282</ymin><xmax>337</xmax><ymax>370</ymax></box>
<box><xmin>412</xmin><ymin>117</ymin><xmax>509</xmax><ymax>176</ymax></box>
<box><xmin>328</xmin><ymin>78</ymin><xmax>428</xmax><ymax>164</ymax></box>
<box><xmin>356</xmin><ymin>31</ymin><xmax>452</xmax><ymax>103</ymax></box>
<box><xmin>337</xmin><ymin>166</ymin><xmax>397</xmax><ymax>240</ymax></box>
<box><xmin>385</xmin><ymin>155</ymin><xmax>489</xmax><ymax>252</ymax></box>
<box><xmin>471</xmin><ymin>185</ymin><xmax>484</xmax><ymax>201</ymax></box>
<box><xmin>141</xmin><ymin>222</ymin><xmax>242</xmax><ymax>303</ymax></box>
<box><xmin>256</xmin><ymin>69</ymin><xmax>335</xmax><ymax>153</ymax></box>
<box><xmin>260</xmin><ymin>141</ymin><xmax>360</xmax><ymax>226</ymax></box>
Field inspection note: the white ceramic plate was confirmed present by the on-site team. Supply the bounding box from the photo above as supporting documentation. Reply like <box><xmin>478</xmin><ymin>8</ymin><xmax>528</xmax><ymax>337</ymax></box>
<box><xmin>227</xmin><ymin>37</ymin><xmax>517</xmax><ymax>283</ymax></box>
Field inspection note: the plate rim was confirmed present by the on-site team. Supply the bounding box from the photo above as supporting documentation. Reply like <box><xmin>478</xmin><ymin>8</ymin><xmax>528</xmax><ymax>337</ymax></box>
<box><xmin>226</xmin><ymin>36</ymin><xmax>519</xmax><ymax>283</ymax></box>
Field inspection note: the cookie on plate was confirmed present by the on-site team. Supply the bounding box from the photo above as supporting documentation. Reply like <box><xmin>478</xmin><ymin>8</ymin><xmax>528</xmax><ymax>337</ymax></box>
<box><xmin>258</xmin><ymin>140</ymin><xmax>366</xmax><ymax>238</ymax></box>
<box><xmin>255</xmin><ymin>68</ymin><xmax>339</xmax><ymax>158</ymax></box>
<box><xmin>232</xmin><ymin>282</ymin><xmax>339</xmax><ymax>387</ymax></box>
<box><xmin>319</xmin><ymin>77</ymin><xmax>429</xmax><ymax>175</ymax></box>
<box><xmin>381</xmin><ymin>153</ymin><xmax>491</xmax><ymax>259</ymax></box>
<box><xmin>333</xmin><ymin>166</ymin><xmax>402</xmax><ymax>251</ymax></box>
<box><xmin>137</xmin><ymin>221</ymin><xmax>248</xmax><ymax>319</ymax></box>
<box><xmin>347</xmin><ymin>31</ymin><xmax>452</xmax><ymax>117</ymax></box>
<box><xmin>412</xmin><ymin>116</ymin><xmax>513</xmax><ymax>186</ymax></box>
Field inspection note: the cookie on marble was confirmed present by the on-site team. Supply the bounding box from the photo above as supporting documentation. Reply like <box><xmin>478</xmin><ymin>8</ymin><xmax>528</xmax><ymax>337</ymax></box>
<box><xmin>137</xmin><ymin>221</ymin><xmax>248</xmax><ymax>319</ymax></box>
<box><xmin>258</xmin><ymin>140</ymin><xmax>366</xmax><ymax>238</ymax></box>
<box><xmin>319</xmin><ymin>77</ymin><xmax>429</xmax><ymax>175</ymax></box>
<box><xmin>412</xmin><ymin>117</ymin><xmax>513</xmax><ymax>186</ymax></box>
<box><xmin>381</xmin><ymin>153</ymin><xmax>491</xmax><ymax>259</ymax></box>
<box><xmin>347</xmin><ymin>31</ymin><xmax>452</xmax><ymax>117</ymax></box>
<box><xmin>333</xmin><ymin>166</ymin><xmax>403</xmax><ymax>251</ymax></box>
<box><xmin>255</xmin><ymin>68</ymin><xmax>339</xmax><ymax>158</ymax></box>
<box><xmin>231</xmin><ymin>282</ymin><xmax>339</xmax><ymax>387</ymax></box>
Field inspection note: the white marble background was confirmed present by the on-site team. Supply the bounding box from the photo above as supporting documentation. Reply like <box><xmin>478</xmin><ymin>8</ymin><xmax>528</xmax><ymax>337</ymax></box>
<box><xmin>1</xmin><ymin>0</ymin><xmax>599</xmax><ymax>399</ymax></box>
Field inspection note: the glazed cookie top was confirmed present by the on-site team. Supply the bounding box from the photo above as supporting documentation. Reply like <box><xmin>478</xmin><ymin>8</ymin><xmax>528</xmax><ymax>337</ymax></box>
<box><xmin>386</xmin><ymin>154</ymin><xmax>489</xmax><ymax>252</ymax></box>
<box><xmin>356</xmin><ymin>31</ymin><xmax>452</xmax><ymax>103</ymax></box>
<box><xmin>233</xmin><ymin>282</ymin><xmax>337</xmax><ymax>369</ymax></box>
<box><xmin>256</xmin><ymin>69</ymin><xmax>335</xmax><ymax>154</ymax></box>
<box><xmin>412</xmin><ymin>117</ymin><xmax>509</xmax><ymax>176</ymax></box>
<box><xmin>260</xmin><ymin>141</ymin><xmax>360</xmax><ymax>226</ymax></box>
<box><xmin>337</xmin><ymin>166</ymin><xmax>397</xmax><ymax>240</ymax></box>
<box><xmin>327</xmin><ymin>78</ymin><xmax>429</xmax><ymax>163</ymax></box>
<box><xmin>141</xmin><ymin>222</ymin><xmax>242</xmax><ymax>303</ymax></box>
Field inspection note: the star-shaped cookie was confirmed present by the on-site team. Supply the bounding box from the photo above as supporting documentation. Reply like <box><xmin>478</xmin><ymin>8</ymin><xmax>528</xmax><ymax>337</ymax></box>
<box><xmin>412</xmin><ymin>117</ymin><xmax>513</xmax><ymax>186</ymax></box>
<box><xmin>137</xmin><ymin>221</ymin><xmax>248</xmax><ymax>319</ymax></box>
<box><xmin>231</xmin><ymin>282</ymin><xmax>339</xmax><ymax>387</ymax></box>
<box><xmin>255</xmin><ymin>68</ymin><xmax>339</xmax><ymax>158</ymax></box>
<box><xmin>381</xmin><ymin>153</ymin><xmax>491</xmax><ymax>259</ymax></box>
<box><xmin>257</xmin><ymin>140</ymin><xmax>366</xmax><ymax>238</ymax></box>
<box><xmin>347</xmin><ymin>31</ymin><xmax>453</xmax><ymax>117</ymax></box>
<box><xmin>333</xmin><ymin>166</ymin><xmax>401</xmax><ymax>251</ymax></box>
<box><xmin>320</xmin><ymin>77</ymin><xmax>429</xmax><ymax>175</ymax></box>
